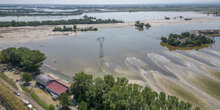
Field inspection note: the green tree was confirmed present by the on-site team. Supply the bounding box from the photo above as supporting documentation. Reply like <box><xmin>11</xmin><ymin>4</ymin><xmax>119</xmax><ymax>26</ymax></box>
<box><xmin>73</xmin><ymin>25</ymin><xmax>77</xmax><ymax>30</ymax></box>
<box><xmin>48</xmin><ymin>104</ymin><xmax>55</xmax><ymax>110</ymax></box>
<box><xmin>59</xmin><ymin>93</ymin><xmax>71</xmax><ymax>110</ymax></box>
<box><xmin>22</xmin><ymin>72</ymin><xmax>32</xmax><ymax>83</ymax></box>
<box><xmin>70</xmin><ymin>73</ymin><xmax>201</xmax><ymax>110</ymax></box>
<box><xmin>145</xmin><ymin>23</ymin><xmax>151</xmax><ymax>29</ymax></box>
<box><xmin>71</xmin><ymin>72</ymin><xmax>93</xmax><ymax>102</ymax></box>
<box><xmin>18</xmin><ymin>48</ymin><xmax>46</xmax><ymax>72</ymax></box>
<box><xmin>78</xmin><ymin>101</ymin><xmax>88</xmax><ymax>110</ymax></box>
<box><xmin>0</xmin><ymin>47</ymin><xmax>46</xmax><ymax>73</ymax></box>
<box><xmin>161</xmin><ymin>37</ymin><xmax>168</xmax><ymax>43</ymax></box>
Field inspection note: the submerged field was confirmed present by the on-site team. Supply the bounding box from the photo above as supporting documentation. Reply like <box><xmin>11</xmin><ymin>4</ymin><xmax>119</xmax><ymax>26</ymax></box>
<box><xmin>0</xmin><ymin>11</ymin><xmax>220</xmax><ymax>109</ymax></box>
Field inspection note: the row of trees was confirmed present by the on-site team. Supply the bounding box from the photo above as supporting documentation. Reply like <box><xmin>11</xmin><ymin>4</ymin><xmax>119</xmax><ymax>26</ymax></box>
<box><xmin>53</xmin><ymin>25</ymin><xmax>98</xmax><ymax>32</ymax></box>
<box><xmin>161</xmin><ymin>32</ymin><xmax>215</xmax><ymax>47</ymax></box>
<box><xmin>59</xmin><ymin>72</ymin><xmax>200</xmax><ymax>110</ymax></box>
<box><xmin>0</xmin><ymin>17</ymin><xmax>123</xmax><ymax>27</ymax></box>
<box><xmin>0</xmin><ymin>47</ymin><xmax>46</xmax><ymax>73</ymax></box>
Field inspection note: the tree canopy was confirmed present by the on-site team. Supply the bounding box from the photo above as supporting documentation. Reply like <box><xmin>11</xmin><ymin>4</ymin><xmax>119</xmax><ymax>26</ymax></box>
<box><xmin>71</xmin><ymin>72</ymin><xmax>200</xmax><ymax>110</ymax></box>
<box><xmin>0</xmin><ymin>16</ymin><xmax>123</xmax><ymax>27</ymax></box>
<box><xmin>59</xmin><ymin>93</ymin><xmax>72</xmax><ymax>110</ymax></box>
<box><xmin>53</xmin><ymin>25</ymin><xmax>98</xmax><ymax>32</ymax></box>
<box><xmin>135</xmin><ymin>21</ymin><xmax>151</xmax><ymax>30</ymax></box>
<box><xmin>0</xmin><ymin>47</ymin><xmax>46</xmax><ymax>72</ymax></box>
<box><xmin>161</xmin><ymin>32</ymin><xmax>215</xmax><ymax>47</ymax></box>
<box><xmin>48</xmin><ymin>104</ymin><xmax>55</xmax><ymax>110</ymax></box>
<box><xmin>22</xmin><ymin>72</ymin><xmax>32</xmax><ymax>83</ymax></box>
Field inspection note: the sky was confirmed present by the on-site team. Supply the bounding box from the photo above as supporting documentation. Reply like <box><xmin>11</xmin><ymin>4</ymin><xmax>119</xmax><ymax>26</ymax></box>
<box><xmin>1</xmin><ymin>0</ymin><xmax>218</xmax><ymax>4</ymax></box>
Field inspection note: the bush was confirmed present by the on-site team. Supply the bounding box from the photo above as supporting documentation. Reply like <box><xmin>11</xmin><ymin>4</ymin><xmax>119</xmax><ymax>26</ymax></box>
<box><xmin>48</xmin><ymin>104</ymin><xmax>55</xmax><ymax>110</ymax></box>
<box><xmin>135</xmin><ymin>21</ymin><xmax>144</xmax><ymax>28</ymax></box>
<box><xmin>22</xmin><ymin>72</ymin><xmax>32</xmax><ymax>83</ymax></box>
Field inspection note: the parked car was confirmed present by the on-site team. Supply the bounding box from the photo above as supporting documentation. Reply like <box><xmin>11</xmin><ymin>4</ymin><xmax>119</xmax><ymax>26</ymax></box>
<box><xmin>27</xmin><ymin>104</ymin><xmax>33</xmax><ymax>110</ymax></box>
<box><xmin>24</xmin><ymin>82</ymin><xmax>30</xmax><ymax>86</ymax></box>
<box><xmin>23</xmin><ymin>100</ymin><xmax>30</xmax><ymax>105</ymax></box>
<box><xmin>13</xmin><ymin>90</ymin><xmax>20</xmax><ymax>96</ymax></box>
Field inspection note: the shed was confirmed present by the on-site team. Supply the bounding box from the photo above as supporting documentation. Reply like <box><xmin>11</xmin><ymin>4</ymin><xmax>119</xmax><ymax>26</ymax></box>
<box><xmin>35</xmin><ymin>74</ymin><xmax>54</xmax><ymax>88</ymax></box>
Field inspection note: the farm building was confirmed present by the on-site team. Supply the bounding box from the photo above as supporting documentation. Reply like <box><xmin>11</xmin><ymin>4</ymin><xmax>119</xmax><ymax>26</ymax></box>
<box><xmin>35</xmin><ymin>74</ymin><xmax>69</xmax><ymax>96</ymax></box>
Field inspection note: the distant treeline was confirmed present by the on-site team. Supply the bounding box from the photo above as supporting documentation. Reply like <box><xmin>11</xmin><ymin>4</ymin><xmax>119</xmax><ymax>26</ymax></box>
<box><xmin>0</xmin><ymin>9</ymin><xmax>83</xmax><ymax>16</ymax></box>
<box><xmin>0</xmin><ymin>16</ymin><xmax>123</xmax><ymax>27</ymax></box>
<box><xmin>53</xmin><ymin>25</ymin><xmax>98</xmax><ymax>32</ymax></box>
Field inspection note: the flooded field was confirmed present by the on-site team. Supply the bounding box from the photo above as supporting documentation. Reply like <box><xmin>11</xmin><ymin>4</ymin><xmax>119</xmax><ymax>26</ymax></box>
<box><xmin>0</xmin><ymin>11</ymin><xmax>220</xmax><ymax>109</ymax></box>
<box><xmin>0</xmin><ymin>11</ymin><xmax>212</xmax><ymax>22</ymax></box>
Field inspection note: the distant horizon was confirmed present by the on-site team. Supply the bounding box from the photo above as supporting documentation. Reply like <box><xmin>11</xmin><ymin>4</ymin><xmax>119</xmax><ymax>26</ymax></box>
<box><xmin>1</xmin><ymin>0</ymin><xmax>220</xmax><ymax>5</ymax></box>
<box><xmin>0</xmin><ymin>2</ymin><xmax>220</xmax><ymax>5</ymax></box>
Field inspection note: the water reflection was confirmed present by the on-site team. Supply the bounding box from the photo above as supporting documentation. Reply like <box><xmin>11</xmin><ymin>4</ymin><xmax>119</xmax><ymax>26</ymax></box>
<box><xmin>135</xmin><ymin>27</ymin><xmax>144</xmax><ymax>31</ymax></box>
<box><xmin>97</xmin><ymin>37</ymin><xmax>105</xmax><ymax>74</ymax></box>
<box><xmin>160</xmin><ymin>42</ymin><xmax>213</xmax><ymax>51</ymax></box>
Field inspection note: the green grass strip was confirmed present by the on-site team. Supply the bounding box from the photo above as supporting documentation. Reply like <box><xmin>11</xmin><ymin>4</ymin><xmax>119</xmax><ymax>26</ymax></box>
<box><xmin>21</xmin><ymin>85</ymin><xmax>49</xmax><ymax>110</ymax></box>
<box><xmin>0</xmin><ymin>72</ymin><xmax>18</xmax><ymax>90</ymax></box>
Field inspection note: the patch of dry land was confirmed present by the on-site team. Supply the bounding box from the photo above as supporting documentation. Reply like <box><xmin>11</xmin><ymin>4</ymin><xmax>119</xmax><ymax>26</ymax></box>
<box><xmin>0</xmin><ymin>16</ymin><xmax>220</xmax><ymax>44</ymax></box>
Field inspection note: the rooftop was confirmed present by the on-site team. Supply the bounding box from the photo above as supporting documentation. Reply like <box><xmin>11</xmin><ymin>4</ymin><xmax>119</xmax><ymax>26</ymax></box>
<box><xmin>46</xmin><ymin>81</ymin><xmax>68</xmax><ymax>95</ymax></box>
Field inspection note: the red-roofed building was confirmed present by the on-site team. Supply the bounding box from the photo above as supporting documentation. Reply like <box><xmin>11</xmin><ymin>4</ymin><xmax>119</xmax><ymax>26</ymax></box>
<box><xmin>46</xmin><ymin>81</ymin><xmax>68</xmax><ymax>96</ymax></box>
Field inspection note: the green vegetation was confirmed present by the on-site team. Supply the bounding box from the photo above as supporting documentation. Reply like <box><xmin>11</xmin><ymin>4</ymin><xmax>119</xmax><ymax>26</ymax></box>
<box><xmin>0</xmin><ymin>82</ymin><xmax>28</xmax><ymax>110</ymax></box>
<box><xmin>58</xmin><ymin>93</ymin><xmax>72</xmax><ymax>110</ymax></box>
<box><xmin>0</xmin><ymin>47</ymin><xmax>46</xmax><ymax>73</ymax></box>
<box><xmin>0</xmin><ymin>8</ymin><xmax>83</xmax><ymax>16</ymax></box>
<box><xmin>0</xmin><ymin>72</ymin><xmax>18</xmax><ymax>89</ymax></box>
<box><xmin>70</xmin><ymin>72</ymin><xmax>200</xmax><ymax>110</ymax></box>
<box><xmin>22</xmin><ymin>72</ymin><xmax>32</xmax><ymax>83</ymax></box>
<box><xmin>192</xmin><ymin>75</ymin><xmax>220</xmax><ymax>101</ymax></box>
<box><xmin>135</xmin><ymin>21</ymin><xmax>144</xmax><ymax>28</ymax></box>
<box><xmin>21</xmin><ymin>85</ymin><xmax>50</xmax><ymax>110</ymax></box>
<box><xmin>48</xmin><ymin>104</ymin><xmax>55</xmax><ymax>110</ymax></box>
<box><xmin>161</xmin><ymin>32</ymin><xmax>215</xmax><ymax>47</ymax></box>
<box><xmin>53</xmin><ymin>25</ymin><xmax>98</xmax><ymax>32</ymax></box>
<box><xmin>135</xmin><ymin>21</ymin><xmax>151</xmax><ymax>30</ymax></box>
<box><xmin>210</xmin><ymin>71</ymin><xmax>220</xmax><ymax>79</ymax></box>
<box><xmin>160</xmin><ymin>78</ymin><xmax>207</xmax><ymax>109</ymax></box>
<box><xmin>0</xmin><ymin>16</ymin><xmax>123</xmax><ymax>27</ymax></box>
<box><xmin>145</xmin><ymin>23</ymin><xmax>151</xmax><ymax>28</ymax></box>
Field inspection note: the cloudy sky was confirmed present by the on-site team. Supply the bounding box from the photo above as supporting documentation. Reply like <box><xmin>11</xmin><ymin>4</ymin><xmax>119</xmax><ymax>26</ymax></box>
<box><xmin>1</xmin><ymin>0</ymin><xmax>218</xmax><ymax>4</ymax></box>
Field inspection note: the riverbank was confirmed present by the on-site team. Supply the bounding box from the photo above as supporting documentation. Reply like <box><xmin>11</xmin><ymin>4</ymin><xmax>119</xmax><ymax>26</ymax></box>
<box><xmin>0</xmin><ymin>16</ymin><xmax>220</xmax><ymax>44</ymax></box>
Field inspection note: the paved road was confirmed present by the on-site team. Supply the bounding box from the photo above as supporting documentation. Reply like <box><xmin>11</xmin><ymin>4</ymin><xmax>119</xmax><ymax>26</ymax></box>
<box><xmin>0</xmin><ymin>78</ymin><xmax>45</xmax><ymax>110</ymax></box>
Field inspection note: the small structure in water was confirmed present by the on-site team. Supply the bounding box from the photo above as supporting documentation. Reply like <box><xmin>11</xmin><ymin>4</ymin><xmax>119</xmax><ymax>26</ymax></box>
<box><xmin>197</xmin><ymin>30</ymin><xmax>220</xmax><ymax>37</ymax></box>
<box><xmin>164</xmin><ymin>16</ymin><xmax>170</xmax><ymax>20</ymax></box>
<box><xmin>184</xmin><ymin>18</ymin><xmax>192</xmax><ymax>21</ymax></box>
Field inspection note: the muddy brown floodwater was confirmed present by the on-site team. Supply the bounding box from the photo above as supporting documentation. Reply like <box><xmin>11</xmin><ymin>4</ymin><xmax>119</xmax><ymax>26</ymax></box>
<box><xmin>0</xmin><ymin>11</ymin><xmax>220</xmax><ymax>109</ymax></box>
